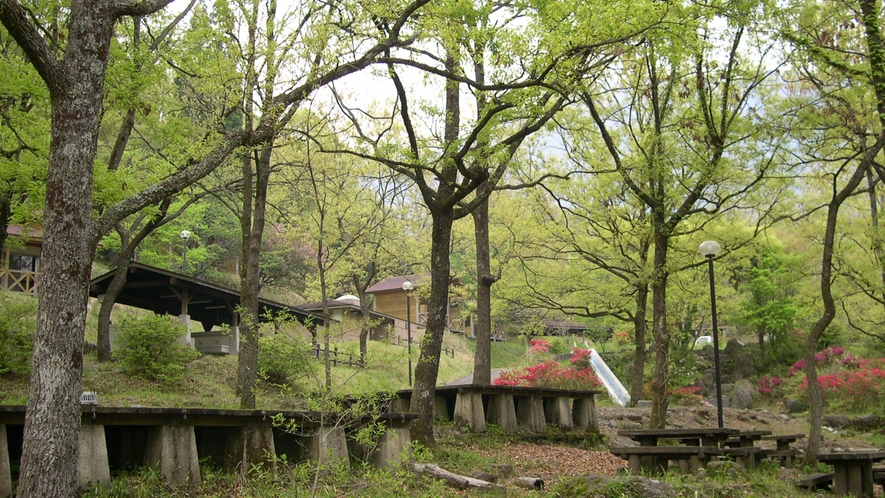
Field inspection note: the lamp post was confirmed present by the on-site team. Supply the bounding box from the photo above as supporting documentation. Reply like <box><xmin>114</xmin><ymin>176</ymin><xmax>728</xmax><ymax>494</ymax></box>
<box><xmin>180</xmin><ymin>230</ymin><xmax>191</xmax><ymax>274</ymax></box>
<box><xmin>402</xmin><ymin>280</ymin><xmax>414</xmax><ymax>386</ymax></box>
<box><xmin>699</xmin><ymin>240</ymin><xmax>724</xmax><ymax>428</ymax></box>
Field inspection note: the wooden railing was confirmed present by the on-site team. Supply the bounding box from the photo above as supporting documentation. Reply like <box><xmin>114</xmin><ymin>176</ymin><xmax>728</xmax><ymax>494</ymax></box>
<box><xmin>0</xmin><ymin>269</ymin><xmax>39</xmax><ymax>295</ymax></box>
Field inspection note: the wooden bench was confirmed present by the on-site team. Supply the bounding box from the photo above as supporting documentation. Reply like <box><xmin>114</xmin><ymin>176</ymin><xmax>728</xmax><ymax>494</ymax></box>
<box><xmin>797</xmin><ymin>472</ymin><xmax>834</xmax><ymax>491</ymax></box>
<box><xmin>718</xmin><ymin>446</ymin><xmax>761</xmax><ymax>469</ymax></box>
<box><xmin>759</xmin><ymin>434</ymin><xmax>804</xmax><ymax>466</ymax></box>
<box><xmin>610</xmin><ymin>445</ymin><xmax>721</xmax><ymax>475</ymax></box>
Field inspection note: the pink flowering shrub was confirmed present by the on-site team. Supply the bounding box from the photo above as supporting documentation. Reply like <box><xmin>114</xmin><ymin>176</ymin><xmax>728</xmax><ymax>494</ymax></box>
<box><xmin>783</xmin><ymin>345</ymin><xmax>885</xmax><ymax>414</ymax></box>
<box><xmin>669</xmin><ymin>385</ymin><xmax>704</xmax><ymax>406</ymax></box>
<box><xmin>529</xmin><ymin>339</ymin><xmax>551</xmax><ymax>353</ymax></box>
<box><xmin>758</xmin><ymin>375</ymin><xmax>783</xmax><ymax>396</ymax></box>
<box><xmin>494</xmin><ymin>361</ymin><xmax>602</xmax><ymax>390</ymax></box>
<box><xmin>570</xmin><ymin>347</ymin><xmax>592</xmax><ymax>368</ymax></box>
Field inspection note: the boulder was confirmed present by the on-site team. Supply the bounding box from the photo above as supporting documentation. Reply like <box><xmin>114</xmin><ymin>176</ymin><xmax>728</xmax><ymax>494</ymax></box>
<box><xmin>784</xmin><ymin>398</ymin><xmax>808</xmax><ymax>414</ymax></box>
<box><xmin>729</xmin><ymin>379</ymin><xmax>755</xmax><ymax>410</ymax></box>
<box><xmin>850</xmin><ymin>415</ymin><xmax>883</xmax><ymax>430</ymax></box>
<box><xmin>723</xmin><ymin>339</ymin><xmax>758</xmax><ymax>381</ymax></box>
<box><xmin>823</xmin><ymin>414</ymin><xmax>851</xmax><ymax>429</ymax></box>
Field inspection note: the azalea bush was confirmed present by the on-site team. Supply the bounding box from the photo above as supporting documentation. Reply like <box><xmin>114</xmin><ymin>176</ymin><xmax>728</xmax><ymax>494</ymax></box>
<box><xmin>757</xmin><ymin>375</ymin><xmax>784</xmax><ymax>397</ymax></box>
<box><xmin>529</xmin><ymin>338</ymin><xmax>550</xmax><ymax>353</ymax></box>
<box><xmin>668</xmin><ymin>385</ymin><xmax>705</xmax><ymax>406</ymax></box>
<box><xmin>782</xmin><ymin>345</ymin><xmax>885</xmax><ymax>415</ymax></box>
<box><xmin>494</xmin><ymin>360</ymin><xmax>601</xmax><ymax>390</ymax></box>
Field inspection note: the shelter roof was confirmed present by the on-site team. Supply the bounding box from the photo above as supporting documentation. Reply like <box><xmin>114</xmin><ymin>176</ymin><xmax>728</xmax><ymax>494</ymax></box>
<box><xmin>89</xmin><ymin>262</ymin><xmax>321</xmax><ymax>331</ymax></box>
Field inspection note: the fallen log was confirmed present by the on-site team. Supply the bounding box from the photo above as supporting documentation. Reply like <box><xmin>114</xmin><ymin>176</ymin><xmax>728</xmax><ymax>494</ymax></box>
<box><xmin>513</xmin><ymin>476</ymin><xmax>544</xmax><ymax>490</ymax></box>
<box><xmin>410</xmin><ymin>463</ymin><xmax>504</xmax><ymax>491</ymax></box>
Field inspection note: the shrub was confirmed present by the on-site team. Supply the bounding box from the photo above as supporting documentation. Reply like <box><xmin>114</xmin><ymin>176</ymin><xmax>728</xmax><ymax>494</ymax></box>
<box><xmin>494</xmin><ymin>361</ymin><xmax>601</xmax><ymax>390</ymax></box>
<box><xmin>258</xmin><ymin>333</ymin><xmax>311</xmax><ymax>386</ymax></box>
<box><xmin>114</xmin><ymin>314</ymin><xmax>201</xmax><ymax>383</ymax></box>
<box><xmin>0</xmin><ymin>294</ymin><xmax>37</xmax><ymax>378</ymax></box>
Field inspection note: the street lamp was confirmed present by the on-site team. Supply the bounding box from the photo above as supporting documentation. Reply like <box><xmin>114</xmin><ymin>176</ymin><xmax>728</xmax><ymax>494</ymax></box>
<box><xmin>180</xmin><ymin>230</ymin><xmax>192</xmax><ymax>274</ymax></box>
<box><xmin>699</xmin><ymin>240</ymin><xmax>724</xmax><ymax>428</ymax></box>
<box><xmin>402</xmin><ymin>280</ymin><xmax>414</xmax><ymax>387</ymax></box>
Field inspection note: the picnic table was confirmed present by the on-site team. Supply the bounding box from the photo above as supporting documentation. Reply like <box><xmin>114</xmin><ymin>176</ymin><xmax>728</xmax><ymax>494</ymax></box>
<box><xmin>618</xmin><ymin>427</ymin><xmax>739</xmax><ymax>447</ymax></box>
<box><xmin>722</xmin><ymin>430</ymin><xmax>771</xmax><ymax>469</ymax></box>
<box><xmin>613</xmin><ymin>428</ymin><xmax>740</xmax><ymax>475</ymax></box>
<box><xmin>817</xmin><ymin>450</ymin><xmax>885</xmax><ymax>497</ymax></box>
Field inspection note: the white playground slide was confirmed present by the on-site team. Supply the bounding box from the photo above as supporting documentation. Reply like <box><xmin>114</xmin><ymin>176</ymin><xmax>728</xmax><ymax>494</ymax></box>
<box><xmin>588</xmin><ymin>349</ymin><xmax>631</xmax><ymax>406</ymax></box>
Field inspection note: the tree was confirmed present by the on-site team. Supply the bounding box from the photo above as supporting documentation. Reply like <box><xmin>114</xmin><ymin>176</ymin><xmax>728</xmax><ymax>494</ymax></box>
<box><xmin>0</xmin><ymin>0</ymin><xmax>429</xmax><ymax>492</ymax></box>
<box><xmin>776</xmin><ymin>0</ymin><xmax>885</xmax><ymax>463</ymax></box>
<box><xmin>569</xmin><ymin>2</ymin><xmax>787</xmax><ymax>427</ymax></box>
<box><xmin>327</xmin><ymin>0</ymin><xmax>664</xmax><ymax>444</ymax></box>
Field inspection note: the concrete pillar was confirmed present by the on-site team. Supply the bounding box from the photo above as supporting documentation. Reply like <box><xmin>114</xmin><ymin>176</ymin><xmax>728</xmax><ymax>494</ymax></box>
<box><xmin>433</xmin><ymin>395</ymin><xmax>450</xmax><ymax>421</ymax></box>
<box><xmin>178</xmin><ymin>314</ymin><xmax>192</xmax><ymax>347</ymax></box>
<box><xmin>389</xmin><ymin>397</ymin><xmax>410</xmax><ymax>414</ymax></box>
<box><xmin>229</xmin><ymin>324</ymin><xmax>240</xmax><ymax>356</ymax></box>
<box><xmin>516</xmin><ymin>396</ymin><xmax>546</xmax><ymax>433</ymax></box>
<box><xmin>368</xmin><ymin>427</ymin><xmax>411</xmax><ymax>468</ymax></box>
<box><xmin>77</xmin><ymin>424</ymin><xmax>110</xmax><ymax>490</ymax></box>
<box><xmin>225</xmin><ymin>426</ymin><xmax>276</xmax><ymax>477</ymax></box>
<box><xmin>307</xmin><ymin>427</ymin><xmax>350</xmax><ymax>469</ymax></box>
<box><xmin>145</xmin><ymin>425</ymin><xmax>201</xmax><ymax>487</ymax></box>
<box><xmin>544</xmin><ymin>397</ymin><xmax>573</xmax><ymax>430</ymax></box>
<box><xmin>573</xmin><ymin>397</ymin><xmax>599</xmax><ymax>432</ymax></box>
<box><xmin>486</xmin><ymin>394</ymin><xmax>518</xmax><ymax>433</ymax></box>
<box><xmin>453</xmin><ymin>392</ymin><xmax>486</xmax><ymax>433</ymax></box>
<box><xmin>0</xmin><ymin>426</ymin><xmax>11</xmax><ymax>498</ymax></box>
<box><xmin>108</xmin><ymin>323</ymin><xmax>117</xmax><ymax>352</ymax></box>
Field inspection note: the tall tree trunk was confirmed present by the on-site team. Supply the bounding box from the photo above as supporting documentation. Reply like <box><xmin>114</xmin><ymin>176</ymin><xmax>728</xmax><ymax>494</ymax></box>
<box><xmin>410</xmin><ymin>209</ymin><xmax>454</xmax><ymax>445</ymax></box>
<box><xmin>648</xmin><ymin>225</ymin><xmax>671</xmax><ymax>429</ymax></box>
<box><xmin>15</xmin><ymin>2</ymin><xmax>115</xmax><ymax>494</ymax></box>
<box><xmin>0</xmin><ymin>198</ymin><xmax>11</xmax><ymax>261</ymax></box>
<box><xmin>353</xmin><ymin>262</ymin><xmax>377</xmax><ymax>363</ymax></box>
<box><xmin>629</xmin><ymin>282</ymin><xmax>649</xmax><ymax>405</ymax></box>
<box><xmin>472</xmin><ymin>193</ymin><xmax>496</xmax><ymax>386</ymax></box>
<box><xmin>237</xmin><ymin>144</ymin><xmax>271</xmax><ymax>409</ymax></box>
<box><xmin>97</xmin><ymin>259</ymin><xmax>129</xmax><ymax>360</ymax></box>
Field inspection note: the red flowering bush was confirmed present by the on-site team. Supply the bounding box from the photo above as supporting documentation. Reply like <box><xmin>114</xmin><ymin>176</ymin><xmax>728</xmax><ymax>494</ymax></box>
<box><xmin>494</xmin><ymin>361</ymin><xmax>602</xmax><ymax>390</ymax></box>
<box><xmin>669</xmin><ymin>385</ymin><xmax>705</xmax><ymax>406</ymax></box>
<box><xmin>758</xmin><ymin>375</ymin><xmax>783</xmax><ymax>396</ymax></box>
<box><xmin>529</xmin><ymin>339</ymin><xmax>551</xmax><ymax>353</ymax></box>
<box><xmin>614</xmin><ymin>330</ymin><xmax>632</xmax><ymax>346</ymax></box>
<box><xmin>782</xmin><ymin>345</ymin><xmax>885</xmax><ymax>414</ymax></box>
<box><xmin>570</xmin><ymin>347</ymin><xmax>592</xmax><ymax>368</ymax></box>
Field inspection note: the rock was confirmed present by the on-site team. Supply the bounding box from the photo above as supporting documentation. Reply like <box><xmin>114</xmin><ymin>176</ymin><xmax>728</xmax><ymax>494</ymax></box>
<box><xmin>724</xmin><ymin>339</ymin><xmax>758</xmax><ymax>381</ymax></box>
<box><xmin>850</xmin><ymin>415</ymin><xmax>883</xmax><ymax>430</ymax></box>
<box><xmin>472</xmin><ymin>471</ymin><xmax>497</xmax><ymax>483</ymax></box>
<box><xmin>626</xmin><ymin>414</ymin><xmax>643</xmax><ymax>422</ymax></box>
<box><xmin>823</xmin><ymin>414</ymin><xmax>851</xmax><ymax>429</ymax></box>
<box><xmin>637</xmin><ymin>400</ymin><xmax>653</xmax><ymax>408</ymax></box>
<box><xmin>730</xmin><ymin>379</ymin><xmax>755</xmax><ymax>410</ymax></box>
<box><xmin>633</xmin><ymin>476</ymin><xmax>677</xmax><ymax>498</ymax></box>
<box><xmin>488</xmin><ymin>464</ymin><xmax>513</xmax><ymax>477</ymax></box>
<box><xmin>784</xmin><ymin>398</ymin><xmax>807</xmax><ymax>413</ymax></box>
<box><xmin>778</xmin><ymin>414</ymin><xmax>790</xmax><ymax>422</ymax></box>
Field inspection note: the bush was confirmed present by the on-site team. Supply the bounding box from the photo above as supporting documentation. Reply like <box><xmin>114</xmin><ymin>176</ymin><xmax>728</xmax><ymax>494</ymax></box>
<box><xmin>259</xmin><ymin>333</ymin><xmax>311</xmax><ymax>386</ymax></box>
<box><xmin>114</xmin><ymin>314</ymin><xmax>201</xmax><ymax>383</ymax></box>
<box><xmin>0</xmin><ymin>294</ymin><xmax>37</xmax><ymax>378</ymax></box>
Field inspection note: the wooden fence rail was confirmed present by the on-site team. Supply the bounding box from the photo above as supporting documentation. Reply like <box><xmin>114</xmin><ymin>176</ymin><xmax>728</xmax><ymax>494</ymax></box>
<box><xmin>0</xmin><ymin>269</ymin><xmax>39</xmax><ymax>295</ymax></box>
